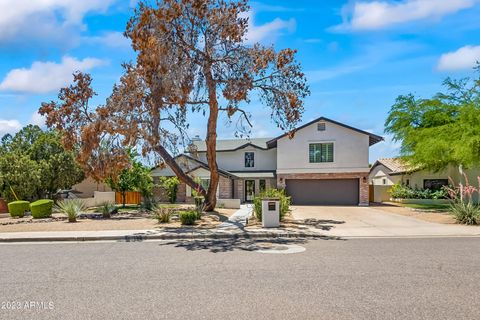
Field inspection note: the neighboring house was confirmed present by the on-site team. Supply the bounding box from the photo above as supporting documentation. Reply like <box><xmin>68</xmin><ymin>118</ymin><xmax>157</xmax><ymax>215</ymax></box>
<box><xmin>369</xmin><ymin>157</ymin><xmax>480</xmax><ymax>202</ymax></box>
<box><xmin>152</xmin><ymin>116</ymin><xmax>383</xmax><ymax>206</ymax></box>
<box><xmin>72</xmin><ymin>177</ymin><xmax>112</xmax><ymax>198</ymax></box>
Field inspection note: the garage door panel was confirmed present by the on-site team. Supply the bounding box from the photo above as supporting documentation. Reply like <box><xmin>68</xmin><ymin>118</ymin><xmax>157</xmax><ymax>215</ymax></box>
<box><xmin>285</xmin><ymin>179</ymin><xmax>359</xmax><ymax>205</ymax></box>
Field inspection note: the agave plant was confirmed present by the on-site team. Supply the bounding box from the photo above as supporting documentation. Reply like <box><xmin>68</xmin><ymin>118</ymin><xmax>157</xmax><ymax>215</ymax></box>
<box><xmin>99</xmin><ymin>202</ymin><xmax>117</xmax><ymax>219</ymax></box>
<box><xmin>56</xmin><ymin>200</ymin><xmax>86</xmax><ymax>223</ymax></box>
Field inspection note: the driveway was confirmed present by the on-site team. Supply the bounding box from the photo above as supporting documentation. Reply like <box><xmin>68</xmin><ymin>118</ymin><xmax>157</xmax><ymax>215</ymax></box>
<box><xmin>290</xmin><ymin>205</ymin><xmax>480</xmax><ymax>237</ymax></box>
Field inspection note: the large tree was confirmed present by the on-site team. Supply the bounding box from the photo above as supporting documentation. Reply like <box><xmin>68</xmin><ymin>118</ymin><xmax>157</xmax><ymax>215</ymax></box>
<box><xmin>106</xmin><ymin>151</ymin><xmax>153</xmax><ymax>208</ymax></box>
<box><xmin>40</xmin><ymin>0</ymin><xmax>309</xmax><ymax>211</ymax></box>
<box><xmin>0</xmin><ymin>125</ymin><xmax>84</xmax><ymax>201</ymax></box>
<box><xmin>385</xmin><ymin>68</ymin><xmax>480</xmax><ymax>172</ymax></box>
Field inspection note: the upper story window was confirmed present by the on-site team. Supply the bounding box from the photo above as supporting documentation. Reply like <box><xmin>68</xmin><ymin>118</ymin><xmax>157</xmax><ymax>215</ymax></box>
<box><xmin>317</xmin><ymin>122</ymin><xmax>326</xmax><ymax>131</ymax></box>
<box><xmin>309</xmin><ymin>143</ymin><xmax>333</xmax><ymax>163</ymax></box>
<box><xmin>245</xmin><ymin>152</ymin><xmax>254</xmax><ymax>167</ymax></box>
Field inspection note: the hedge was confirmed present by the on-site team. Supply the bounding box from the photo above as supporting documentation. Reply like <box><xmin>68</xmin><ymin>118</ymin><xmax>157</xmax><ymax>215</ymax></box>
<box><xmin>30</xmin><ymin>199</ymin><xmax>54</xmax><ymax>219</ymax></box>
<box><xmin>7</xmin><ymin>201</ymin><xmax>30</xmax><ymax>218</ymax></box>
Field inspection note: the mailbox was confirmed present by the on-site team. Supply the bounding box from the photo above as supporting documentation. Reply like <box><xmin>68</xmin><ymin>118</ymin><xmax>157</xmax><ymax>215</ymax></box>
<box><xmin>261</xmin><ymin>198</ymin><xmax>280</xmax><ymax>228</ymax></box>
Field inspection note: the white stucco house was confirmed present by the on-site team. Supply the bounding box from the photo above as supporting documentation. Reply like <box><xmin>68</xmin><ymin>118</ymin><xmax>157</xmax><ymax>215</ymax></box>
<box><xmin>151</xmin><ymin>116</ymin><xmax>383</xmax><ymax>206</ymax></box>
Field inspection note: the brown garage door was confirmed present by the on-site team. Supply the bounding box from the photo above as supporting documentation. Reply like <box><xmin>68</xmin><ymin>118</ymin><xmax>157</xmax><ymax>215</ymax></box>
<box><xmin>285</xmin><ymin>179</ymin><xmax>359</xmax><ymax>205</ymax></box>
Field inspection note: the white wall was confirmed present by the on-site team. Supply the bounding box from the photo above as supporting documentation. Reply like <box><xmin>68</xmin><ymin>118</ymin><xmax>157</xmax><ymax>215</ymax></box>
<box><xmin>276</xmin><ymin>120</ymin><xmax>370</xmax><ymax>174</ymax></box>
<box><xmin>197</xmin><ymin>147</ymin><xmax>277</xmax><ymax>172</ymax></box>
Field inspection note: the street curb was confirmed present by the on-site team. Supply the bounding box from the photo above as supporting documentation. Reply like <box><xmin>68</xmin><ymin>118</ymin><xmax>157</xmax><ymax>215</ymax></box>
<box><xmin>0</xmin><ymin>231</ymin><xmax>331</xmax><ymax>243</ymax></box>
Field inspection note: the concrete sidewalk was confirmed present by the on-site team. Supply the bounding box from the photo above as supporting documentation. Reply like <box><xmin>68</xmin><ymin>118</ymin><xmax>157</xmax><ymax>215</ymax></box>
<box><xmin>0</xmin><ymin>227</ymin><xmax>324</xmax><ymax>243</ymax></box>
<box><xmin>217</xmin><ymin>204</ymin><xmax>253</xmax><ymax>230</ymax></box>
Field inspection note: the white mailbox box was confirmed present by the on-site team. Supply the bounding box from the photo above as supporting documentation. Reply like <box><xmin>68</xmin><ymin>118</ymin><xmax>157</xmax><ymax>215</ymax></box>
<box><xmin>261</xmin><ymin>198</ymin><xmax>280</xmax><ymax>228</ymax></box>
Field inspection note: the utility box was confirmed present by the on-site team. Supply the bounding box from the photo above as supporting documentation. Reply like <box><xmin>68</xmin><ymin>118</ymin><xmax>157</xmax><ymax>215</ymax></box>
<box><xmin>261</xmin><ymin>198</ymin><xmax>280</xmax><ymax>228</ymax></box>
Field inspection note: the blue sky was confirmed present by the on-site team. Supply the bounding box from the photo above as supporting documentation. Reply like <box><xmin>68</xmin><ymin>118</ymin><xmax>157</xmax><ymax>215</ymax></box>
<box><xmin>1</xmin><ymin>0</ymin><xmax>480</xmax><ymax>163</ymax></box>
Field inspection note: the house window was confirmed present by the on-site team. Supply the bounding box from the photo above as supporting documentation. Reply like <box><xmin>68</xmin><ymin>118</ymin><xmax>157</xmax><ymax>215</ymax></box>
<box><xmin>309</xmin><ymin>143</ymin><xmax>334</xmax><ymax>163</ymax></box>
<box><xmin>200</xmin><ymin>179</ymin><xmax>210</xmax><ymax>190</ymax></box>
<box><xmin>406</xmin><ymin>179</ymin><xmax>410</xmax><ymax>186</ymax></box>
<box><xmin>317</xmin><ymin>122</ymin><xmax>326</xmax><ymax>131</ymax></box>
<box><xmin>259</xmin><ymin>179</ymin><xmax>266</xmax><ymax>192</ymax></box>
<box><xmin>245</xmin><ymin>152</ymin><xmax>254</xmax><ymax>167</ymax></box>
<box><xmin>382</xmin><ymin>178</ymin><xmax>387</xmax><ymax>185</ymax></box>
<box><xmin>424</xmin><ymin>179</ymin><xmax>448</xmax><ymax>191</ymax></box>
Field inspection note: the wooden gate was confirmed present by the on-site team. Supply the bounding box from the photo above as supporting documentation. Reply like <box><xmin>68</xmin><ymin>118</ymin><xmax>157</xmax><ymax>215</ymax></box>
<box><xmin>369</xmin><ymin>185</ymin><xmax>374</xmax><ymax>203</ymax></box>
<box><xmin>115</xmin><ymin>191</ymin><xmax>141</xmax><ymax>205</ymax></box>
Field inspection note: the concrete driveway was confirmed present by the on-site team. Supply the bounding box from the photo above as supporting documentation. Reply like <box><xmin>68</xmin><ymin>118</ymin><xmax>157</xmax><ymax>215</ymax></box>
<box><xmin>290</xmin><ymin>205</ymin><xmax>480</xmax><ymax>237</ymax></box>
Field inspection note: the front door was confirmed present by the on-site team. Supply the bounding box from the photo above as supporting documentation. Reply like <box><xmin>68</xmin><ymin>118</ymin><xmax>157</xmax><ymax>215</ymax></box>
<box><xmin>245</xmin><ymin>180</ymin><xmax>255</xmax><ymax>202</ymax></box>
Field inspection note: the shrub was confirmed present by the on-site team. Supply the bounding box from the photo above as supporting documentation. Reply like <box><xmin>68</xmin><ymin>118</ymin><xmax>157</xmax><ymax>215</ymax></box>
<box><xmin>7</xmin><ymin>200</ymin><xmax>30</xmax><ymax>218</ymax></box>
<box><xmin>179</xmin><ymin>210</ymin><xmax>197</xmax><ymax>225</ymax></box>
<box><xmin>389</xmin><ymin>183</ymin><xmax>448</xmax><ymax>199</ymax></box>
<box><xmin>154</xmin><ymin>205</ymin><xmax>173</xmax><ymax>223</ymax></box>
<box><xmin>56</xmin><ymin>200</ymin><xmax>86</xmax><ymax>222</ymax></box>
<box><xmin>450</xmin><ymin>202</ymin><xmax>479</xmax><ymax>225</ymax></box>
<box><xmin>253</xmin><ymin>188</ymin><xmax>291</xmax><ymax>221</ymax></box>
<box><xmin>159</xmin><ymin>177</ymin><xmax>180</xmax><ymax>203</ymax></box>
<box><xmin>194</xmin><ymin>196</ymin><xmax>204</xmax><ymax>218</ymax></box>
<box><xmin>30</xmin><ymin>199</ymin><xmax>54</xmax><ymax>219</ymax></box>
<box><xmin>99</xmin><ymin>202</ymin><xmax>117</xmax><ymax>219</ymax></box>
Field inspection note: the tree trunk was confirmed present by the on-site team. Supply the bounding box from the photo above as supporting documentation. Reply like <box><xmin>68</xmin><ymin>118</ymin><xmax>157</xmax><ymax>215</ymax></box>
<box><xmin>122</xmin><ymin>191</ymin><xmax>126</xmax><ymax>208</ymax></box>
<box><xmin>203</xmin><ymin>62</ymin><xmax>220</xmax><ymax>212</ymax></box>
<box><xmin>154</xmin><ymin>144</ymin><xmax>206</xmax><ymax>197</ymax></box>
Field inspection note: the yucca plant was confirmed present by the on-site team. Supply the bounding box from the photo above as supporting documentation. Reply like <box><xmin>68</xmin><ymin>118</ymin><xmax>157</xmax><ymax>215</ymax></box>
<box><xmin>56</xmin><ymin>200</ymin><xmax>86</xmax><ymax>223</ymax></box>
<box><xmin>99</xmin><ymin>202</ymin><xmax>117</xmax><ymax>219</ymax></box>
<box><xmin>450</xmin><ymin>202</ymin><xmax>479</xmax><ymax>225</ymax></box>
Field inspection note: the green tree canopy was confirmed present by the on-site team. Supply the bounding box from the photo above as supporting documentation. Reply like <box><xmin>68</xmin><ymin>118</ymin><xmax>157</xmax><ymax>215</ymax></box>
<box><xmin>105</xmin><ymin>151</ymin><xmax>153</xmax><ymax>207</ymax></box>
<box><xmin>385</xmin><ymin>68</ymin><xmax>480</xmax><ymax>172</ymax></box>
<box><xmin>0</xmin><ymin>125</ymin><xmax>84</xmax><ymax>201</ymax></box>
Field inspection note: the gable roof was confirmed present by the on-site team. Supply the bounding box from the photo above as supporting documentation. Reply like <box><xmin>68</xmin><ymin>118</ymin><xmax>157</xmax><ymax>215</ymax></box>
<box><xmin>151</xmin><ymin>153</ymin><xmax>236</xmax><ymax>178</ymax></box>
<box><xmin>190</xmin><ymin>138</ymin><xmax>272</xmax><ymax>152</ymax></box>
<box><xmin>266</xmin><ymin>116</ymin><xmax>383</xmax><ymax>148</ymax></box>
<box><xmin>370</xmin><ymin>157</ymin><xmax>415</xmax><ymax>175</ymax></box>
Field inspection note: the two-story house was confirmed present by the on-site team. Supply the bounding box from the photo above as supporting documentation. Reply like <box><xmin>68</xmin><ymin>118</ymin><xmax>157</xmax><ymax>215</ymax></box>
<box><xmin>151</xmin><ymin>116</ymin><xmax>383</xmax><ymax>206</ymax></box>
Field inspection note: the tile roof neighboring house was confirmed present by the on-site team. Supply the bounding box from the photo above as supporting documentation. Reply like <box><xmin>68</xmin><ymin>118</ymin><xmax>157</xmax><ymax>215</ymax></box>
<box><xmin>190</xmin><ymin>138</ymin><xmax>273</xmax><ymax>152</ymax></box>
<box><xmin>372</xmin><ymin>157</ymin><xmax>416</xmax><ymax>175</ymax></box>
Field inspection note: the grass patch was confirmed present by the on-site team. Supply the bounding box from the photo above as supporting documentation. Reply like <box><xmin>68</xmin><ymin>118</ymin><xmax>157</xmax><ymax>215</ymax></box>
<box><xmin>401</xmin><ymin>203</ymin><xmax>450</xmax><ymax>211</ymax></box>
<box><xmin>116</xmin><ymin>205</ymin><xmax>140</xmax><ymax>212</ymax></box>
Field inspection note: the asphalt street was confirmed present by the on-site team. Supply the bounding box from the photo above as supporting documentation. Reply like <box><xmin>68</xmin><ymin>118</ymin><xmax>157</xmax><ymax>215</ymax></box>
<box><xmin>0</xmin><ymin>237</ymin><xmax>479</xmax><ymax>320</ymax></box>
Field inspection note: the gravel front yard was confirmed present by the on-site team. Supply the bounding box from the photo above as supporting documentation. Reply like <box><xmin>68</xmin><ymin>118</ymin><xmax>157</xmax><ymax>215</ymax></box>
<box><xmin>0</xmin><ymin>208</ymin><xmax>236</xmax><ymax>233</ymax></box>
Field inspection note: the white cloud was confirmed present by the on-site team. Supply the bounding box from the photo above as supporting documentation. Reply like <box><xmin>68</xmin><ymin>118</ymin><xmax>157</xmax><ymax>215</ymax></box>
<box><xmin>85</xmin><ymin>31</ymin><xmax>131</xmax><ymax>49</ymax></box>
<box><xmin>0</xmin><ymin>56</ymin><xmax>106</xmax><ymax>94</ymax></box>
<box><xmin>0</xmin><ymin>0</ymin><xmax>115</xmax><ymax>44</ymax></box>
<box><xmin>0</xmin><ymin>119</ymin><xmax>22</xmax><ymax>136</ymax></box>
<box><xmin>335</xmin><ymin>0</ymin><xmax>476</xmax><ymax>31</ymax></box>
<box><xmin>437</xmin><ymin>45</ymin><xmax>480</xmax><ymax>71</ymax></box>
<box><xmin>30</xmin><ymin>111</ymin><xmax>46</xmax><ymax>127</ymax></box>
<box><xmin>369</xmin><ymin>134</ymin><xmax>401</xmax><ymax>163</ymax></box>
<box><xmin>243</xmin><ymin>11</ymin><xmax>296</xmax><ymax>45</ymax></box>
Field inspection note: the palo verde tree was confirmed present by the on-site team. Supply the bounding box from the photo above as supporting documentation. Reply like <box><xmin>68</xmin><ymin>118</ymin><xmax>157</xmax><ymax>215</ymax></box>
<box><xmin>385</xmin><ymin>66</ymin><xmax>480</xmax><ymax>173</ymax></box>
<box><xmin>39</xmin><ymin>0</ymin><xmax>309</xmax><ymax>211</ymax></box>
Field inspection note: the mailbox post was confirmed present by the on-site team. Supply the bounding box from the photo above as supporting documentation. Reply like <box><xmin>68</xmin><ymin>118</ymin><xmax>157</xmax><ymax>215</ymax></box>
<box><xmin>261</xmin><ymin>198</ymin><xmax>280</xmax><ymax>228</ymax></box>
